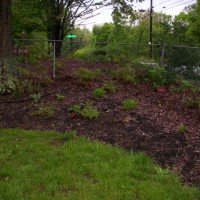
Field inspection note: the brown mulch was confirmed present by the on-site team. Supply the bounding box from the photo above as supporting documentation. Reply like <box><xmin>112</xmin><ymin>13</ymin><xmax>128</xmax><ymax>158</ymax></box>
<box><xmin>0</xmin><ymin>58</ymin><xmax>199</xmax><ymax>187</ymax></box>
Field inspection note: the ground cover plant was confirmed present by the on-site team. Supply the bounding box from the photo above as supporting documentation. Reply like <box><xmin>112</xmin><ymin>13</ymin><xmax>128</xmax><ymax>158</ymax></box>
<box><xmin>93</xmin><ymin>88</ymin><xmax>106</xmax><ymax>98</ymax></box>
<box><xmin>122</xmin><ymin>99</ymin><xmax>139</xmax><ymax>110</ymax></box>
<box><xmin>68</xmin><ymin>102</ymin><xmax>100</xmax><ymax>119</ymax></box>
<box><xmin>0</xmin><ymin>58</ymin><xmax>199</xmax><ymax>187</ymax></box>
<box><xmin>0</xmin><ymin>129</ymin><xmax>199</xmax><ymax>200</ymax></box>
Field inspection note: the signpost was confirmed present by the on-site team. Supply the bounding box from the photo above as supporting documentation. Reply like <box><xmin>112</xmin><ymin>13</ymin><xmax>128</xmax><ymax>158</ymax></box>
<box><xmin>67</xmin><ymin>34</ymin><xmax>77</xmax><ymax>38</ymax></box>
<box><xmin>67</xmin><ymin>34</ymin><xmax>77</xmax><ymax>51</ymax></box>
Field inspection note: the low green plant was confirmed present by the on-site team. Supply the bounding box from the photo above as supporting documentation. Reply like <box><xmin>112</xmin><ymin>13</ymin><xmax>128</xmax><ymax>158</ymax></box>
<box><xmin>122</xmin><ymin>99</ymin><xmax>139</xmax><ymax>110</ymax></box>
<box><xmin>74</xmin><ymin>68</ymin><xmax>95</xmax><ymax>83</ymax></box>
<box><xmin>32</xmin><ymin>104</ymin><xmax>59</xmax><ymax>118</ymax></box>
<box><xmin>73</xmin><ymin>46</ymin><xmax>94</xmax><ymax>60</ymax></box>
<box><xmin>18</xmin><ymin>67</ymin><xmax>30</xmax><ymax>77</ymax></box>
<box><xmin>30</xmin><ymin>93</ymin><xmax>42</xmax><ymax>103</ymax></box>
<box><xmin>178</xmin><ymin>79</ymin><xmax>193</xmax><ymax>92</ymax></box>
<box><xmin>12</xmin><ymin>80</ymin><xmax>41</xmax><ymax>97</ymax></box>
<box><xmin>68</xmin><ymin>102</ymin><xmax>100</xmax><ymax>119</ymax></box>
<box><xmin>117</xmin><ymin>65</ymin><xmax>136</xmax><ymax>83</ymax></box>
<box><xmin>93</xmin><ymin>88</ymin><xmax>106</xmax><ymax>98</ymax></box>
<box><xmin>55</xmin><ymin>93</ymin><xmax>65</xmax><ymax>100</ymax></box>
<box><xmin>177</xmin><ymin>124</ymin><xmax>187</xmax><ymax>134</ymax></box>
<box><xmin>181</xmin><ymin>86</ymin><xmax>200</xmax><ymax>108</ymax></box>
<box><xmin>103</xmin><ymin>81</ymin><xmax>117</xmax><ymax>93</ymax></box>
<box><xmin>147</xmin><ymin>67</ymin><xmax>168</xmax><ymax>87</ymax></box>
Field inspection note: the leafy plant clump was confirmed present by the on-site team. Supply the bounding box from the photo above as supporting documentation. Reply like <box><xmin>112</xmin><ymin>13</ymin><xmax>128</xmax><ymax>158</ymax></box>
<box><xmin>32</xmin><ymin>104</ymin><xmax>59</xmax><ymax>118</ymax></box>
<box><xmin>68</xmin><ymin>102</ymin><xmax>100</xmax><ymax>119</ymax></box>
<box><xmin>74</xmin><ymin>68</ymin><xmax>95</xmax><ymax>83</ymax></box>
<box><xmin>122</xmin><ymin>99</ymin><xmax>139</xmax><ymax>110</ymax></box>
<box><xmin>103</xmin><ymin>81</ymin><xmax>117</xmax><ymax>93</ymax></box>
<box><xmin>117</xmin><ymin>65</ymin><xmax>136</xmax><ymax>83</ymax></box>
<box><xmin>55</xmin><ymin>93</ymin><xmax>65</xmax><ymax>100</ymax></box>
<box><xmin>93</xmin><ymin>88</ymin><xmax>106</xmax><ymax>98</ymax></box>
<box><xmin>147</xmin><ymin>67</ymin><xmax>176</xmax><ymax>88</ymax></box>
<box><xmin>177</xmin><ymin>124</ymin><xmax>187</xmax><ymax>134</ymax></box>
<box><xmin>30</xmin><ymin>93</ymin><xmax>42</xmax><ymax>103</ymax></box>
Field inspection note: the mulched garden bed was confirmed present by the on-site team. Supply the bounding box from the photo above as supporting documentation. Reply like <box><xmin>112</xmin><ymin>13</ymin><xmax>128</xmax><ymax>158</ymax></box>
<box><xmin>0</xmin><ymin>58</ymin><xmax>199</xmax><ymax>187</ymax></box>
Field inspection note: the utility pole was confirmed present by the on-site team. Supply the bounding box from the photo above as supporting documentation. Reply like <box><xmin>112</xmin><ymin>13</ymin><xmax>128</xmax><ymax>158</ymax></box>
<box><xmin>149</xmin><ymin>0</ymin><xmax>153</xmax><ymax>59</ymax></box>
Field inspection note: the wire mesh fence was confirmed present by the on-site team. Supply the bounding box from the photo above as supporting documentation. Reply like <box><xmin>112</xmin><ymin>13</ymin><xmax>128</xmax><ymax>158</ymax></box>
<box><xmin>13</xmin><ymin>38</ymin><xmax>200</xmax><ymax>81</ymax></box>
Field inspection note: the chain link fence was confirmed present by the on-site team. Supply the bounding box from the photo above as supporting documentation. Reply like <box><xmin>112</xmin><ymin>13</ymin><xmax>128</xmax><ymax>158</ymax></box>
<box><xmin>13</xmin><ymin>38</ymin><xmax>200</xmax><ymax>81</ymax></box>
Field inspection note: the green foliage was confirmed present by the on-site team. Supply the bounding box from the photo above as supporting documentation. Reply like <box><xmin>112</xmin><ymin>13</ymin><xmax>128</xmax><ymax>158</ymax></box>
<box><xmin>68</xmin><ymin>104</ymin><xmax>82</xmax><ymax>113</ymax></box>
<box><xmin>0</xmin><ymin>58</ymin><xmax>18</xmax><ymax>94</ymax></box>
<box><xmin>178</xmin><ymin>79</ymin><xmax>194</xmax><ymax>92</ymax></box>
<box><xmin>93</xmin><ymin>88</ymin><xmax>106</xmax><ymax>98</ymax></box>
<box><xmin>177</xmin><ymin>124</ymin><xmax>188</xmax><ymax>134</ymax></box>
<box><xmin>68</xmin><ymin>102</ymin><xmax>100</xmax><ymax>119</ymax></box>
<box><xmin>74</xmin><ymin>46</ymin><xmax>109</xmax><ymax>63</ymax></box>
<box><xmin>30</xmin><ymin>93</ymin><xmax>42</xmax><ymax>103</ymax></box>
<box><xmin>18</xmin><ymin>67</ymin><xmax>29</xmax><ymax>77</ymax></box>
<box><xmin>74</xmin><ymin>68</ymin><xmax>95</xmax><ymax>83</ymax></box>
<box><xmin>147</xmin><ymin>67</ymin><xmax>177</xmax><ymax>87</ymax></box>
<box><xmin>183</xmin><ymin>96</ymin><xmax>200</xmax><ymax>108</ymax></box>
<box><xmin>117</xmin><ymin>65</ymin><xmax>136</xmax><ymax>83</ymax></box>
<box><xmin>93</xmin><ymin>23</ymin><xmax>113</xmax><ymax>46</ymax></box>
<box><xmin>103</xmin><ymin>81</ymin><xmax>117</xmax><ymax>93</ymax></box>
<box><xmin>32</xmin><ymin>104</ymin><xmax>59</xmax><ymax>118</ymax></box>
<box><xmin>73</xmin><ymin>46</ymin><xmax>94</xmax><ymax>60</ymax></box>
<box><xmin>147</xmin><ymin>67</ymin><xmax>167</xmax><ymax>87</ymax></box>
<box><xmin>122</xmin><ymin>99</ymin><xmax>139</xmax><ymax>110</ymax></box>
<box><xmin>55</xmin><ymin>93</ymin><xmax>65</xmax><ymax>100</ymax></box>
<box><xmin>182</xmin><ymin>86</ymin><xmax>200</xmax><ymax>108</ymax></box>
<box><xmin>12</xmin><ymin>80</ymin><xmax>42</xmax><ymax>97</ymax></box>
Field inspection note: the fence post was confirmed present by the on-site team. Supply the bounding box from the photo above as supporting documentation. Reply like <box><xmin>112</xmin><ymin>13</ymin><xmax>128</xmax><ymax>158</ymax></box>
<box><xmin>53</xmin><ymin>40</ymin><xmax>56</xmax><ymax>78</ymax></box>
<box><xmin>161</xmin><ymin>44</ymin><xmax>165</xmax><ymax>67</ymax></box>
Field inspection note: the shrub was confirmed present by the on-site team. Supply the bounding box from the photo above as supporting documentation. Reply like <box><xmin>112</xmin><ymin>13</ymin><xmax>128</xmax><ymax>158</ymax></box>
<box><xmin>74</xmin><ymin>68</ymin><xmax>95</xmax><ymax>83</ymax></box>
<box><xmin>178</xmin><ymin>79</ymin><xmax>193</xmax><ymax>92</ymax></box>
<box><xmin>103</xmin><ymin>81</ymin><xmax>117</xmax><ymax>93</ymax></box>
<box><xmin>117</xmin><ymin>65</ymin><xmax>136</xmax><ymax>83</ymax></box>
<box><xmin>12</xmin><ymin>80</ymin><xmax>42</xmax><ymax>97</ymax></box>
<box><xmin>93</xmin><ymin>88</ymin><xmax>106</xmax><ymax>98</ymax></box>
<box><xmin>122</xmin><ymin>99</ymin><xmax>139</xmax><ymax>110</ymax></box>
<box><xmin>147</xmin><ymin>67</ymin><xmax>167</xmax><ymax>87</ymax></box>
<box><xmin>73</xmin><ymin>46</ymin><xmax>94</xmax><ymax>60</ymax></box>
<box><xmin>68</xmin><ymin>102</ymin><xmax>100</xmax><ymax>119</ymax></box>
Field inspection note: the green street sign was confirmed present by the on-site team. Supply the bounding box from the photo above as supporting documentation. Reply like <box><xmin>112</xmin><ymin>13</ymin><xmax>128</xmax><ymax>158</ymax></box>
<box><xmin>67</xmin><ymin>34</ymin><xmax>77</xmax><ymax>38</ymax></box>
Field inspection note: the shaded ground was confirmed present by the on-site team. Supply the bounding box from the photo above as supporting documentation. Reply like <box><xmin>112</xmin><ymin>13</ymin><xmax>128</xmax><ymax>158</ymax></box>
<box><xmin>0</xmin><ymin>58</ymin><xmax>199</xmax><ymax>187</ymax></box>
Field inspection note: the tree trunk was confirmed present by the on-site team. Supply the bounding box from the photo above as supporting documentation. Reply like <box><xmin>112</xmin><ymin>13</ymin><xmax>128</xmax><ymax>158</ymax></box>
<box><xmin>55</xmin><ymin>41</ymin><xmax>63</xmax><ymax>57</ymax></box>
<box><xmin>0</xmin><ymin>0</ymin><xmax>18</xmax><ymax>94</ymax></box>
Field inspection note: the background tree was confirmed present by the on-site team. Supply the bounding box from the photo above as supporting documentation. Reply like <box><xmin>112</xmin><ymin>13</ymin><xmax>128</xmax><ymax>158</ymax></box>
<box><xmin>36</xmin><ymin>0</ymin><xmax>143</xmax><ymax>57</ymax></box>
<box><xmin>0</xmin><ymin>0</ymin><xmax>18</xmax><ymax>94</ymax></box>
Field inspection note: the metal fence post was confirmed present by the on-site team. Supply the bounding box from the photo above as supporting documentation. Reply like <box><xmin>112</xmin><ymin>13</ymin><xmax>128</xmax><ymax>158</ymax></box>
<box><xmin>161</xmin><ymin>44</ymin><xmax>165</xmax><ymax>67</ymax></box>
<box><xmin>53</xmin><ymin>40</ymin><xmax>56</xmax><ymax>78</ymax></box>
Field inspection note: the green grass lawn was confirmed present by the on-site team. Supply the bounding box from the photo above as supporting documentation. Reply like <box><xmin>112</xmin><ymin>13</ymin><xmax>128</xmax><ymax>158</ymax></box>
<box><xmin>0</xmin><ymin>129</ymin><xmax>199</xmax><ymax>200</ymax></box>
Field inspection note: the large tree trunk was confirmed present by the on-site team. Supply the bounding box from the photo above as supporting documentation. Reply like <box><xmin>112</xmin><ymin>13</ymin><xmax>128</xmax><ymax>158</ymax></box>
<box><xmin>0</xmin><ymin>0</ymin><xmax>18</xmax><ymax>94</ymax></box>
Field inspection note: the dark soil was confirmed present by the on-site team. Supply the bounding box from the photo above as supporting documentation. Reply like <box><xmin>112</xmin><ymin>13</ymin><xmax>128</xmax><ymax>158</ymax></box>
<box><xmin>0</xmin><ymin>58</ymin><xmax>199</xmax><ymax>187</ymax></box>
